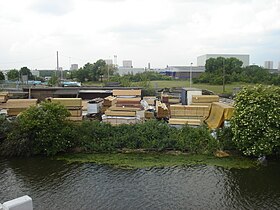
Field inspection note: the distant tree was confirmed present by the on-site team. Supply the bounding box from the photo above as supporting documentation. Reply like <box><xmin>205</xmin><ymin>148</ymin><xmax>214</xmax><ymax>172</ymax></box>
<box><xmin>7</xmin><ymin>69</ymin><xmax>19</xmax><ymax>80</ymax></box>
<box><xmin>48</xmin><ymin>74</ymin><xmax>59</xmax><ymax>86</ymax></box>
<box><xmin>19</xmin><ymin>67</ymin><xmax>34</xmax><ymax>80</ymax></box>
<box><xmin>0</xmin><ymin>71</ymin><xmax>5</xmax><ymax>81</ymax></box>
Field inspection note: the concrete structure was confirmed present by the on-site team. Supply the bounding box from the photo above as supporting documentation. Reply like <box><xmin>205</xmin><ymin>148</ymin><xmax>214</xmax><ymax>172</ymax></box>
<box><xmin>117</xmin><ymin>67</ymin><xmax>147</xmax><ymax>76</ymax></box>
<box><xmin>104</xmin><ymin>59</ymin><xmax>113</xmax><ymax>65</ymax></box>
<box><xmin>123</xmin><ymin>60</ymin><xmax>133</xmax><ymax>68</ymax></box>
<box><xmin>70</xmin><ymin>64</ymin><xmax>78</xmax><ymax>71</ymax></box>
<box><xmin>197</xmin><ymin>54</ymin><xmax>250</xmax><ymax>67</ymax></box>
<box><xmin>1</xmin><ymin>195</ymin><xmax>33</xmax><ymax>210</ymax></box>
<box><xmin>264</xmin><ymin>61</ymin><xmax>274</xmax><ymax>69</ymax></box>
<box><xmin>160</xmin><ymin>66</ymin><xmax>205</xmax><ymax>79</ymax></box>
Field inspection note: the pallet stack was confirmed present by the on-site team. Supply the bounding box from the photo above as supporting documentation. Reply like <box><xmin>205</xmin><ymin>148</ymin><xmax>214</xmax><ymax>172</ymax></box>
<box><xmin>49</xmin><ymin>98</ymin><xmax>83</xmax><ymax>121</ymax></box>
<box><xmin>161</xmin><ymin>94</ymin><xmax>181</xmax><ymax>104</ymax></box>
<box><xmin>5</xmin><ymin>99</ymin><xmax>38</xmax><ymax>116</ymax></box>
<box><xmin>102</xmin><ymin>89</ymin><xmax>142</xmax><ymax>125</ymax></box>
<box><xmin>143</xmin><ymin>96</ymin><xmax>157</xmax><ymax>106</ymax></box>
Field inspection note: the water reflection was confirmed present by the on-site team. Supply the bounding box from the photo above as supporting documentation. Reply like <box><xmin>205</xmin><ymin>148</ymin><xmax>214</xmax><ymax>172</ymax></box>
<box><xmin>1</xmin><ymin>158</ymin><xmax>280</xmax><ymax>210</ymax></box>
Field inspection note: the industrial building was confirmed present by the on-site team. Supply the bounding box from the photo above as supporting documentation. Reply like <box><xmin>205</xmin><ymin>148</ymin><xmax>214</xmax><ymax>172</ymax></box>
<box><xmin>123</xmin><ymin>60</ymin><xmax>133</xmax><ymax>68</ymax></box>
<box><xmin>160</xmin><ymin>66</ymin><xmax>205</xmax><ymax>79</ymax></box>
<box><xmin>197</xmin><ymin>54</ymin><xmax>250</xmax><ymax>67</ymax></box>
<box><xmin>117</xmin><ymin>67</ymin><xmax>147</xmax><ymax>76</ymax></box>
<box><xmin>264</xmin><ymin>61</ymin><xmax>274</xmax><ymax>69</ymax></box>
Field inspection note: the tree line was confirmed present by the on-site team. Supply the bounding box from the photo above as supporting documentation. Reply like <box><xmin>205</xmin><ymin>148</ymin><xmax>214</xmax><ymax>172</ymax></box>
<box><xmin>194</xmin><ymin>57</ymin><xmax>280</xmax><ymax>85</ymax></box>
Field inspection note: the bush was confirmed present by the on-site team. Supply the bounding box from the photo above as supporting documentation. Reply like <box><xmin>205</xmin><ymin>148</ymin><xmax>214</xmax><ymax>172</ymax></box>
<box><xmin>175</xmin><ymin>125</ymin><xmax>218</xmax><ymax>154</ymax></box>
<box><xmin>1</xmin><ymin>102</ymin><xmax>75</xmax><ymax>156</ymax></box>
<box><xmin>231</xmin><ymin>85</ymin><xmax>280</xmax><ymax>156</ymax></box>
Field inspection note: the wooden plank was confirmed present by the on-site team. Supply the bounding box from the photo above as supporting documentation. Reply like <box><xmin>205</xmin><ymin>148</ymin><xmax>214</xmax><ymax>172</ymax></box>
<box><xmin>105</xmin><ymin>110</ymin><xmax>136</xmax><ymax>117</ymax></box>
<box><xmin>5</xmin><ymin>99</ymin><xmax>38</xmax><ymax>108</ymax></box>
<box><xmin>7</xmin><ymin>108</ymin><xmax>27</xmax><ymax>116</ymax></box>
<box><xmin>169</xmin><ymin>118</ymin><xmax>202</xmax><ymax>126</ymax></box>
<box><xmin>113</xmin><ymin>89</ymin><xmax>141</xmax><ymax>96</ymax></box>
<box><xmin>67</xmin><ymin>116</ymin><xmax>83</xmax><ymax>121</ymax></box>
<box><xmin>50</xmin><ymin>98</ymin><xmax>82</xmax><ymax>107</ymax></box>
<box><xmin>109</xmin><ymin>106</ymin><xmax>141</xmax><ymax>111</ymax></box>
<box><xmin>192</xmin><ymin>95</ymin><xmax>219</xmax><ymax>103</ymax></box>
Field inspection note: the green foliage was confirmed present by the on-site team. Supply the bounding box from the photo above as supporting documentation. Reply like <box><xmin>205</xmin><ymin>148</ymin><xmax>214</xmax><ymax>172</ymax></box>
<box><xmin>48</xmin><ymin>74</ymin><xmax>59</xmax><ymax>86</ymax></box>
<box><xmin>196</xmin><ymin>58</ymin><xmax>279</xmax><ymax>86</ymax></box>
<box><xmin>216</xmin><ymin>126</ymin><xmax>235</xmax><ymax>150</ymax></box>
<box><xmin>175</xmin><ymin>125</ymin><xmax>218</xmax><ymax>154</ymax></box>
<box><xmin>19</xmin><ymin>67</ymin><xmax>34</xmax><ymax>80</ymax></box>
<box><xmin>74</xmin><ymin>120</ymin><xmax>217</xmax><ymax>154</ymax></box>
<box><xmin>0</xmin><ymin>115</ymin><xmax>12</xmax><ymax>143</ymax></box>
<box><xmin>0</xmin><ymin>102</ymin><xmax>75</xmax><ymax>156</ymax></box>
<box><xmin>231</xmin><ymin>85</ymin><xmax>280</xmax><ymax>156</ymax></box>
<box><xmin>7</xmin><ymin>69</ymin><xmax>19</xmax><ymax>80</ymax></box>
<box><xmin>0</xmin><ymin>71</ymin><xmax>5</xmax><ymax>81</ymax></box>
<box><xmin>73</xmin><ymin>60</ymin><xmax>116</xmax><ymax>82</ymax></box>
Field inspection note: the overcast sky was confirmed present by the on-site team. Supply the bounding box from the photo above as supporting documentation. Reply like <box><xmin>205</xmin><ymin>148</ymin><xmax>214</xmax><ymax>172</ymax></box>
<box><xmin>0</xmin><ymin>0</ymin><xmax>280</xmax><ymax>70</ymax></box>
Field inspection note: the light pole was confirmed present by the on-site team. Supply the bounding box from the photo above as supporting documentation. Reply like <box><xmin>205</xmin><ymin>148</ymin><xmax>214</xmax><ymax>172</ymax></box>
<box><xmin>190</xmin><ymin>62</ymin><xmax>193</xmax><ymax>88</ymax></box>
<box><xmin>223</xmin><ymin>59</ymin><xmax>225</xmax><ymax>93</ymax></box>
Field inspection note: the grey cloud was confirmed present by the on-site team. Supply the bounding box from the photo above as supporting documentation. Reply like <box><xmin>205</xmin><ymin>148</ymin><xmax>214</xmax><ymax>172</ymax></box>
<box><xmin>31</xmin><ymin>0</ymin><xmax>74</xmax><ymax>16</ymax></box>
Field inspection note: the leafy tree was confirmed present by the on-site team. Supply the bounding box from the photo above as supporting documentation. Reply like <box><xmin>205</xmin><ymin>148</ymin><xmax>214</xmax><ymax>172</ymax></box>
<box><xmin>0</xmin><ymin>71</ymin><xmax>5</xmax><ymax>81</ymax></box>
<box><xmin>19</xmin><ymin>67</ymin><xmax>34</xmax><ymax>80</ymax></box>
<box><xmin>1</xmin><ymin>102</ymin><xmax>76</xmax><ymax>156</ymax></box>
<box><xmin>231</xmin><ymin>85</ymin><xmax>280</xmax><ymax>156</ymax></box>
<box><xmin>48</xmin><ymin>74</ymin><xmax>59</xmax><ymax>86</ymax></box>
<box><xmin>7</xmin><ymin>69</ymin><xmax>19</xmax><ymax>80</ymax></box>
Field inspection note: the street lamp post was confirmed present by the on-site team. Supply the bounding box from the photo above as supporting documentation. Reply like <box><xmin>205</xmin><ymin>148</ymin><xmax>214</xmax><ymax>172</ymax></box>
<box><xmin>190</xmin><ymin>62</ymin><xmax>193</xmax><ymax>88</ymax></box>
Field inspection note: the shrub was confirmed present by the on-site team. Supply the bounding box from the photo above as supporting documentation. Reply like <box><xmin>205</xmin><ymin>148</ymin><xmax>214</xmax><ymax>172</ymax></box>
<box><xmin>1</xmin><ymin>102</ymin><xmax>75</xmax><ymax>156</ymax></box>
<box><xmin>231</xmin><ymin>85</ymin><xmax>280</xmax><ymax>156</ymax></box>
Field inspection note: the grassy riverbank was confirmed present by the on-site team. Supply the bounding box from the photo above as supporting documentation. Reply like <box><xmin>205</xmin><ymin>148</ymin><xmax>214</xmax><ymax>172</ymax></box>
<box><xmin>56</xmin><ymin>152</ymin><xmax>257</xmax><ymax>169</ymax></box>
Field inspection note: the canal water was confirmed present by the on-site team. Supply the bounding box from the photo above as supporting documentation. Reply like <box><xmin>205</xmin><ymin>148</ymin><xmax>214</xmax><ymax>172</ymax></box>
<box><xmin>1</xmin><ymin>157</ymin><xmax>280</xmax><ymax>210</ymax></box>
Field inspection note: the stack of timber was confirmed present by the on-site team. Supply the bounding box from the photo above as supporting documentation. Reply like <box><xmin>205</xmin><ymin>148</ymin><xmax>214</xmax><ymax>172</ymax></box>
<box><xmin>156</xmin><ymin>101</ymin><xmax>169</xmax><ymax>118</ymax></box>
<box><xmin>49</xmin><ymin>98</ymin><xmax>83</xmax><ymax>121</ymax></box>
<box><xmin>161</xmin><ymin>94</ymin><xmax>181</xmax><ymax>104</ymax></box>
<box><xmin>0</xmin><ymin>92</ymin><xmax>9</xmax><ymax>103</ymax></box>
<box><xmin>103</xmin><ymin>89</ymin><xmax>143</xmax><ymax>125</ymax></box>
<box><xmin>5</xmin><ymin>99</ymin><xmax>38</xmax><ymax>116</ymax></box>
<box><xmin>102</xmin><ymin>96</ymin><xmax>116</xmax><ymax>113</ymax></box>
<box><xmin>170</xmin><ymin>105</ymin><xmax>210</xmax><ymax>119</ymax></box>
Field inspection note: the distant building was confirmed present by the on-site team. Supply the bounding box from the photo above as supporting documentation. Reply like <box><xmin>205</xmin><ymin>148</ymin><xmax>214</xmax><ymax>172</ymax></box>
<box><xmin>264</xmin><ymin>61</ymin><xmax>274</xmax><ymax>69</ymax></box>
<box><xmin>278</xmin><ymin>62</ymin><xmax>280</xmax><ymax>71</ymax></box>
<box><xmin>160</xmin><ymin>66</ymin><xmax>205</xmax><ymax>79</ymax></box>
<box><xmin>104</xmin><ymin>59</ymin><xmax>113</xmax><ymax>65</ymax></box>
<box><xmin>70</xmin><ymin>64</ymin><xmax>79</xmax><ymax>71</ymax></box>
<box><xmin>123</xmin><ymin>60</ymin><xmax>133</xmax><ymax>68</ymax></box>
<box><xmin>117</xmin><ymin>67</ymin><xmax>147</xmax><ymax>76</ymax></box>
<box><xmin>197</xmin><ymin>54</ymin><xmax>250</xmax><ymax>67</ymax></box>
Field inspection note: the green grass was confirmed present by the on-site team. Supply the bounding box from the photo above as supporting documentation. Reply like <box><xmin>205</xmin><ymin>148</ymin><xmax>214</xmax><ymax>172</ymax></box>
<box><xmin>56</xmin><ymin>152</ymin><xmax>257</xmax><ymax>170</ymax></box>
<box><xmin>146</xmin><ymin>80</ymin><xmax>251</xmax><ymax>94</ymax></box>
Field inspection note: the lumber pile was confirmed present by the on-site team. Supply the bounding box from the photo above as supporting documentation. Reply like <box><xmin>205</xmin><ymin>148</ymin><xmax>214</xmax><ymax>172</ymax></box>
<box><xmin>192</xmin><ymin>95</ymin><xmax>219</xmax><ymax>103</ymax></box>
<box><xmin>102</xmin><ymin>96</ymin><xmax>116</xmax><ymax>113</ymax></box>
<box><xmin>5</xmin><ymin>99</ymin><xmax>38</xmax><ymax>116</ymax></box>
<box><xmin>48</xmin><ymin>98</ymin><xmax>83</xmax><ymax>120</ymax></box>
<box><xmin>156</xmin><ymin>101</ymin><xmax>169</xmax><ymax>118</ymax></box>
<box><xmin>0</xmin><ymin>92</ymin><xmax>9</xmax><ymax>103</ymax></box>
<box><xmin>103</xmin><ymin>89</ymin><xmax>143</xmax><ymax>125</ymax></box>
<box><xmin>161</xmin><ymin>94</ymin><xmax>181</xmax><ymax>104</ymax></box>
<box><xmin>170</xmin><ymin>105</ymin><xmax>210</xmax><ymax>119</ymax></box>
